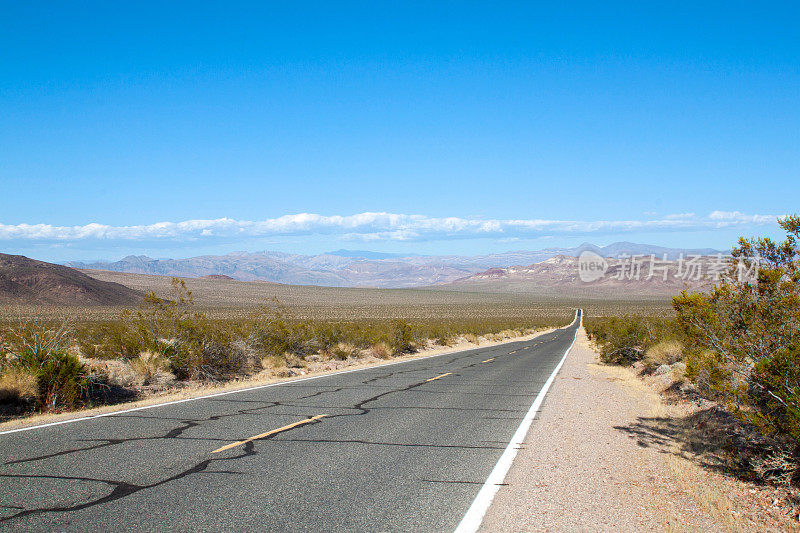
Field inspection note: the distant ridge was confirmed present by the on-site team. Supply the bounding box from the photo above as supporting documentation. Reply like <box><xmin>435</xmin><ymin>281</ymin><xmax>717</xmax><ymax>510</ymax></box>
<box><xmin>325</xmin><ymin>249</ymin><xmax>411</xmax><ymax>259</ymax></box>
<box><xmin>64</xmin><ymin>242</ymin><xmax>724</xmax><ymax>289</ymax></box>
<box><xmin>442</xmin><ymin>253</ymin><xmax>717</xmax><ymax>297</ymax></box>
<box><xmin>0</xmin><ymin>253</ymin><xmax>142</xmax><ymax>305</ymax></box>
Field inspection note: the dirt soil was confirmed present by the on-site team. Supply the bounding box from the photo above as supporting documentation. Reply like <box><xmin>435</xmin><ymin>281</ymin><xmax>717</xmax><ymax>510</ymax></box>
<box><xmin>480</xmin><ymin>328</ymin><xmax>799</xmax><ymax>533</ymax></box>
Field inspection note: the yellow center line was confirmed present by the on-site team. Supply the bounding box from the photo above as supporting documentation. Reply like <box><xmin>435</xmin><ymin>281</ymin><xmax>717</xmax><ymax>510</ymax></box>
<box><xmin>212</xmin><ymin>414</ymin><xmax>327</xmax><ymax>453</ymax></box>
<box><xmin>508</xmin><ymin>350</ymin><xmax>517</xmax><ymax>354</ymax></box>
<box><xmin>481</xmin><ymin>358</ymin><xmax>495</xmax><ymax>363</ymax></box>
<box><xmin>425</xmin><ymin>372</ymin><xmax>452</xmax><ymax>382</ymax></box>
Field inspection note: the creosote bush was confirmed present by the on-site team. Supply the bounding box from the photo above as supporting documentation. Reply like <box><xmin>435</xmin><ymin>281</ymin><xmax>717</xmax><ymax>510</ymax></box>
<box><xmin>674</xmin><ymin>216</ymin><xmax>800</xmax><ymax>451</ymax></box>
<box><xmin>585</xmin><ymin>315</ymin><xmax>680</xmax><ymax>365</ymax></box>
<box><xmin>588</xmin><ymin>215</ymin><xmax>800</xmax><ymax>486</ymax></box>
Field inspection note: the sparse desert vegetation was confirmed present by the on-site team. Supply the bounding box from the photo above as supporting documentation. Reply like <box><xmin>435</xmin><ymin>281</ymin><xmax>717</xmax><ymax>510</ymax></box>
<box><xmin>0</xmin><ymin>277</ymin><xmax>575</xmax><ymax>421</ymax></box>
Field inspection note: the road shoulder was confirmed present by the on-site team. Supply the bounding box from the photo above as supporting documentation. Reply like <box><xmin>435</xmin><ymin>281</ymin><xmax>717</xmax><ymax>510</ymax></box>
<box><xmin>480</xmin><ymin>329</ymin><xmax>795</xmax><ymax>533</ymax></box>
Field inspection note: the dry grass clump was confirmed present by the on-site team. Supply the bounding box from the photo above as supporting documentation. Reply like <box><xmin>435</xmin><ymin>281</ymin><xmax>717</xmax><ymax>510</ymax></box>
<box><xmin>81</xmin><ymin>357</ymin><xmax>139</xmax><ymax>389</ymax></box>
<box><xmin>329</xmin><ymin>342</ymin><xmax>358</xmax><ymax>360</ymax></box>
<box><xmin>463</xmin><ymin>333</ymin><xmax>480</xmax><ymax>345</ymax></box>
<box><xmin>259</xmin><ymin>353</ymin><xmax>306</xmax><ymax>373</ymax></box>
<box><xmin>260</xmin><ymin>354</ymin><xmax>285</xmax><ymax>368</ymax></box>
<box><xmin>434</xmin><ymin>335</ymin><xmax>456</xmax><ymax>347</ymax></box>
<box><xmin>129</xmin><ymin>351</ymin><xmax>174</xmax><ymax>386</ymax></box>
<box><xmin>370</xmin><ymin>342</ymin><xmax>393</xmax><ymax>359</ymax></box>
<box><xmin>643</xmin><ymin>340</ymin><xmax>685</xmax><ymax>371</ymax></box>
<box><xmin>0</xmin><ymin>366</ymin><xmax>39</xmax><ymax>403</ymax></box>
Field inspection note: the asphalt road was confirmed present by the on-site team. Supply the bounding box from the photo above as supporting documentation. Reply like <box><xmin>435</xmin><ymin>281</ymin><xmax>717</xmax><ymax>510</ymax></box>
<box><xmin>0</xmin><ymin>310</ymin><xmax>581</xmax><ymax>532</ymax></box>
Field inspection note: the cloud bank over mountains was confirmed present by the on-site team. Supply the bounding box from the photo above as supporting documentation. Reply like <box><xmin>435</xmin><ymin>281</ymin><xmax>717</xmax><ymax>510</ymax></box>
<box><xmin>0</xmin><ymin>211</ymin><xmax>778</xmax><ymax>244</ymax></box>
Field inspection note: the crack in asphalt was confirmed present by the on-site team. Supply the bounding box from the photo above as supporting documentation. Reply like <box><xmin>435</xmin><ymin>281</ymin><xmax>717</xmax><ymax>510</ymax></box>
<box><xmin>0</xmin><ymin>328</ymin><xmax>573</xmax><ymax>524</ymax></box>
<box><xmin>0</xmin><ymin>365</ymin><xmax>471</xmax><ymax>521</ymax></box>
<box><xmin>0</xmin><ymin>442</ymin><xmax>257</xmax><ymax>523</ymax></box>
<box><xmin>272</xmin><ymin>437</ymin><xmax>506</xmax><ymax>450</ymax></box>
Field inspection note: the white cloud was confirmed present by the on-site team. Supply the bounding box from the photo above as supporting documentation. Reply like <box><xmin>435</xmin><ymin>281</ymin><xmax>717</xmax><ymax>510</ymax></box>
<box><xmin>0</xmin><ymin>211</ymin><xmax>779</xmax><ymax>243</ymax></box>
<box><xmin>708</xmin><ymin>211</ymin><xmax>776</xmax><ymax>224</ymax></box>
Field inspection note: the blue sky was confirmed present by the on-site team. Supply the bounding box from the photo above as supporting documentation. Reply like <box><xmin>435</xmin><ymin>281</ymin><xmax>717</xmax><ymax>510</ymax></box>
<box><xmin>1</xmin><ymin>2</ymin><xmax>797</xmax><ymax>261</ymax></box>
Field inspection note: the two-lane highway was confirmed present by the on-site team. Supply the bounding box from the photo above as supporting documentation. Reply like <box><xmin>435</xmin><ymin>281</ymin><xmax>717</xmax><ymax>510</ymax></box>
<box><xmin>0</xmin><ymin>310</ymin><xmax>581</xmax><ymax>532</ymax></box>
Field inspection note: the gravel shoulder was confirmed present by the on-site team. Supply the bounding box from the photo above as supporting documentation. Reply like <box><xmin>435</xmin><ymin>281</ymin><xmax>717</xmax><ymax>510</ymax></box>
<box><xmin>480</xmin><ymin>328</ymin><xmax>798</xmax><ymax>533</ymax></box>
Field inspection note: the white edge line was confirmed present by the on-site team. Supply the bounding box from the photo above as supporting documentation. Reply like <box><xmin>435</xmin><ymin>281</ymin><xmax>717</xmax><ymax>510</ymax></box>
<box><xmin>453</xmin><ymin>308</ymin><xmax>582</xmax><ymax>533</ymax></box>
<box><xmin>0</xmin><ymin>319</ymin><xmax>570</xmax><ymax>437</ymax></box>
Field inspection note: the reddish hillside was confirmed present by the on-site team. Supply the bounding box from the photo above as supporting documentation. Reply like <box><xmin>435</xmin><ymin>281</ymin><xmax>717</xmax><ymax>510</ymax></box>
<box><xmin>0</xmin><ymin>254</ymin><xmax>143</xmax><ymax>306</ymax></box>
<box><xmin>444</xmin><ymin>254</ymin><xmax>714</xmax><ymax>297</ymax></box>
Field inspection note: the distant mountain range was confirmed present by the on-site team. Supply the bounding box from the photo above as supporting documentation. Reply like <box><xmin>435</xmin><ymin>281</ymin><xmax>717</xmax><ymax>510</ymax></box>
<box><xmin>441</xmin><ymin>254</ymin><xmax>717</xmax><ymax>297</ymax></box>
<box><xmin>66</xmin><ymin>242</ymin><xmax>723</xmax><ymax>289</ymax></box>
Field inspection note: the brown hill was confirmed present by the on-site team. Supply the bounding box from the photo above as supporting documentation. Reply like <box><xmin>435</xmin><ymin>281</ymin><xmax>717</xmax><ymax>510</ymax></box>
<box><xmin>0</xmin><ymin>254</ymin><xmax>143</xmax><ymax>306</ymax></box>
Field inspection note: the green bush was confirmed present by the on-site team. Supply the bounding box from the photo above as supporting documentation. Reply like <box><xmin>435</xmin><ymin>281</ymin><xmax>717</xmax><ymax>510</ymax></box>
<box><xmin>390</xmin><ymin>320</ymin><xmax>415</xmax><ymax>354</ymax></box>
<box><xmin>585</xmin><ymin>315</ymin><xmax>676</xmax><ymax>365</ymax></box>
<box><xmin>749</xmin><ymin>347</ymin><xmax>800</xmax><ymax>441</ymax></box>
<box><xmin>674</xmin><ymin>215</ymin><xmax>800</xmax><ymax>447</ymax></box>
<box><xmin>16</xmin><ymin>349</ymin><xmax>89</xmax><ymax>411</ymax></box>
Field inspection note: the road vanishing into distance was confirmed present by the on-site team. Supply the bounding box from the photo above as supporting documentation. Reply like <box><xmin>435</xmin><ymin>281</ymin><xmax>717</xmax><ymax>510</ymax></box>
<box><xmin>0</xmin><ymin>311</ymin><xmax>581</xmax><ymax>532</ymax></box>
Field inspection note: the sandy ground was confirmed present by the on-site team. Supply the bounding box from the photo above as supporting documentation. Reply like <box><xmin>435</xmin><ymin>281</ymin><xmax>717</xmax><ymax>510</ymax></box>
<box><xmin>480</xmin><ymin>329</ymin><xmax>798</xmax><ymax>533</ymax></box>
<box><xmin>0</xmin><ymin>328</ymin><xmax>555</xmax><ymax>432</ymax></box>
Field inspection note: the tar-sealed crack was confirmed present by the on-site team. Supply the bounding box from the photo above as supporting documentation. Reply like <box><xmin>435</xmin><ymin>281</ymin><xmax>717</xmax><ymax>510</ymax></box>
<box><xmin>0</xmin><ymin>324</ymin><xmax>577</xmax><ymax>524</ymax></box>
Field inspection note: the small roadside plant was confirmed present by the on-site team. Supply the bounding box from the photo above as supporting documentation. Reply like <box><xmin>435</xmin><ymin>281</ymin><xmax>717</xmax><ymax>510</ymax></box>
<box><xmin>0</xmin><ymin>318</ymin><xmax>89</xmax><ymax>411</ymax></box>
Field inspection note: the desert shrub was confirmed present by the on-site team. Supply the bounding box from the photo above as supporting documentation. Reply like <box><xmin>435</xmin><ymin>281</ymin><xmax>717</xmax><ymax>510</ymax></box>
<box><xmin>33</xmin><ymin>351</ymin><xmax>90</xmax><ymax>411</ymax></box>
<box><xmin>750</xmin><ymin>447</ymin><xmax>800</xmax><ymax>486</ymax></box>
<box><xmin>685</xmin><ymin>349</ymin><xmax>731</xmax><ymax>397</ymax></box>
<box><xmin>668</xmin><ymin>215</ymin><xmax>800</xmax><ymax>484</ymax></box>
<box><xmin>586</xmin><ymin>315</ymin><xmax>660</xmax><ymax>365</ymax></box>
<box><xmin>123</xmin><ymin>278</ymin><xmax>249</xmax><ymax>380</ymax></box>
<box><xmin>248</xmin><ymin>299</ymin><xmax>313</xmax><ymax>356</ymax></box>
<box><xmin>674</xmin><ymin>215</ymin><xmax>800</xmax><ymax>445</ymax></box>
<box><xmin>0</xmin><ymin>318</ymin><xmax>90</xmax><ymax>411</ymax></box>
<box><xmin>748</xmin><ymin>347</ymin><xmax>800</xmax><ymax>443</ymax></box>
<box><xmin>74</xmin><ymin>322</ymin><xmax>142</xmax><ymax>360</ymax></box>
<box><xmin>390</xmin><ymin>320</ymin><xmax>415</xmax><ymax>353</ymax></box>
<box><xmin>12</xmin><ymin>349</ymin><xmax>90</xmax><ymax>411</ymax></box>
